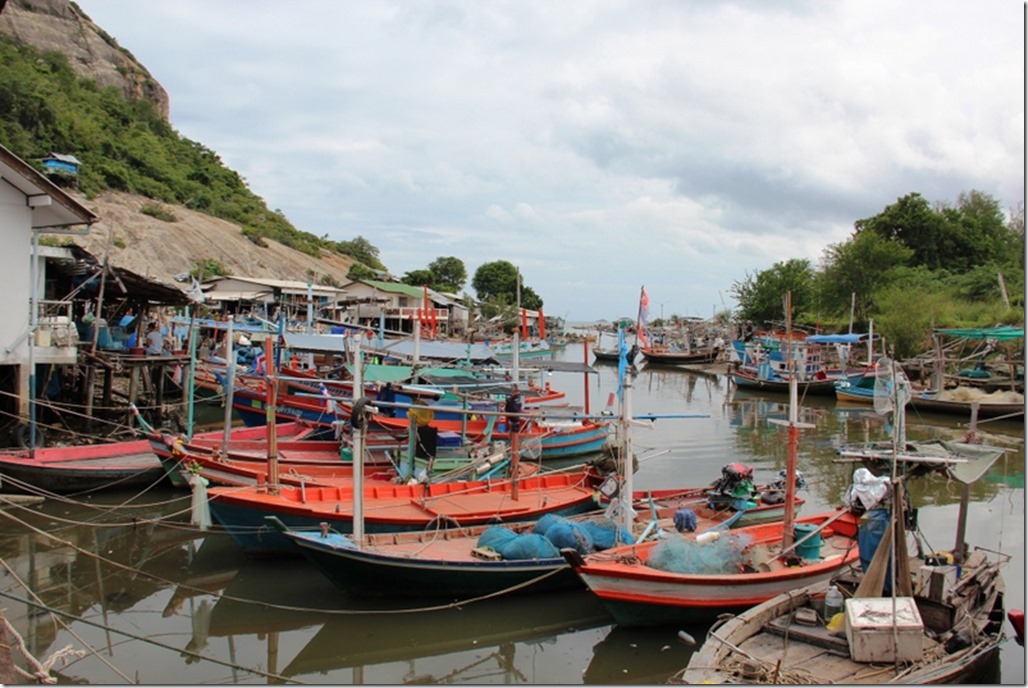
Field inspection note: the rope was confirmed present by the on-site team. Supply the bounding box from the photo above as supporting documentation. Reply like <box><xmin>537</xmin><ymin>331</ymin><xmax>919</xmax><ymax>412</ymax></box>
<box><xmin>0</xmin><ymin>589</ymin><xmax>305</xmax><ymax>684</ymax></box>
<box><xmin>0</xmin><ymin>506</ymin><xmax>570</xmax><ymax>616</ymax></box>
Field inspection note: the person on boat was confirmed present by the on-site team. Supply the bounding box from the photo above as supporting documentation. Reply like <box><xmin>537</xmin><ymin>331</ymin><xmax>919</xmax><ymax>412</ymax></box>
<box><xmin>377</xmin><ymin>382</ymin><xmax>396</xmax><ymax>417</ymax></box>
<box><xmin>505</xmin><ymin>385</ymin><xmax>523</xmax><ymax>433</ymax></box>
<box><xmin>146</xmin><ymin>322</ymin><xmax>164</xmax><ymax>355</ymax></box>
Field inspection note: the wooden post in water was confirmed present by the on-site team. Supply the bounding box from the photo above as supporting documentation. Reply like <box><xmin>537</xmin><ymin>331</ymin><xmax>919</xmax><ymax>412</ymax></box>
<box><xmin>952</xmin><ymin>402</ymin><xmax>980</xmax><ymax>564</ymax></box>
<box><xmin>583</xmin><ymin>337</ymin><xmax>590</xmax><ymax>415</ymax></box>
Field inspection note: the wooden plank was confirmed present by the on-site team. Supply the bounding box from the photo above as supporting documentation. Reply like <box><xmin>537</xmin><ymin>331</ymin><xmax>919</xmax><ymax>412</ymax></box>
<box><xmin>766</xmin><ymin>614</ymin><xmax>850</xmax><ymax>654</ymax></box>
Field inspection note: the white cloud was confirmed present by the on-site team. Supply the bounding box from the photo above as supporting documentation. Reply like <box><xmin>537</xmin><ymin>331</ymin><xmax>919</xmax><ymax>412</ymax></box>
<box><xmin>76</xmin><ymin>0</ymin><xmax>1024</xmax><ymax>321</ymax></box>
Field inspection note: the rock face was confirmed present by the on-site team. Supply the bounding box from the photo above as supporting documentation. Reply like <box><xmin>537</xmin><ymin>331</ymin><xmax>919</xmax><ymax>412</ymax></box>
<box><xmin>73</xmin><ymin>191</ymin><xmax>356</xmax><ymax>288</ymax></box>
<box><xmin>0</xmin><ymin>0</ymin><xmax>170</xmax><ymax>119</ymax></box>
<box><xmin>0</xmin><ymin>0</ymin><xmax>357</xmax><ymax>288</ymax></box>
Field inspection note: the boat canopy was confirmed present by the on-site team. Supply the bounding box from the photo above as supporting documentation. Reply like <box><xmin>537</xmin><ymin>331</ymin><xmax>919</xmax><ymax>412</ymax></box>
<box><xmin>935</xmin><ymin>326</ymin><xmax>1025</xmax><ymax>341</ymax></box>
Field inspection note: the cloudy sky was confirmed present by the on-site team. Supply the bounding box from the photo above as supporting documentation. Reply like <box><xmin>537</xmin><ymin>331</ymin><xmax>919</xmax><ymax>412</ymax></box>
<box><xmin>76</xmin><ymin>0</ymin><xmax>1023</xmax><ymax>323</ymax></box>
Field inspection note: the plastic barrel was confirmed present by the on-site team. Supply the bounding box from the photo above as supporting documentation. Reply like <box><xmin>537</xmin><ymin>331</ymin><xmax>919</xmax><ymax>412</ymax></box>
<box><xmin>793</xmin><ymin>523</ymin><xmax>822</xmax><ymax>560</ymax></box>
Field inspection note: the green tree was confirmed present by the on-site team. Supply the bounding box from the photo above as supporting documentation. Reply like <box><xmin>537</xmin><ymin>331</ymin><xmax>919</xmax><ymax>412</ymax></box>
<box><xmin>335</xmin><ymin>236</ymin><xmax>386</xmax><ymax>271</ymax></box>
<box><xmin>854</xmin><ymin>193</ymin><xmax>942</xmax><ymax>269</ymax></box>
<box><xmin>426</xmin><ymin>256</ymin><xmax>467</xmax><ymax>293</ymax></box>
<box><xmin>347</xmin><ymin>263</ymin><xmax>377</xmax><ymax>281</ymax></box>
<box><xmin>471</xmin><ymin>260</ymin><xmax>543</xmax><ymax>310</ymax></box>
<box><xmin>816</xmin><ymin>230</ymin><xmax>913</xmax><ymax>322</ymax></box>
<box><xmin>400</xmin><ymin>269</ymin><xmax>435</xmax><ymax>288</ymax></box>
<box><xmin>730</xmin><ymin>259</ymin><xmax>815</xmax><ymax>325</ymax></box>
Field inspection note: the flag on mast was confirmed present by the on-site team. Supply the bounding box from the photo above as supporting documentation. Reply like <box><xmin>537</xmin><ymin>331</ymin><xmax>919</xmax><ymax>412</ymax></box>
<box><xmin>636</xmin><ymin>286</ymin><xmax>650</xmax><ymax>349</ymax></box>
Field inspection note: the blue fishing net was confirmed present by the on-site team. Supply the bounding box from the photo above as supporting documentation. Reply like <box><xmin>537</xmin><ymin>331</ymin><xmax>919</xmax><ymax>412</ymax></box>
<box><xmin>647</xmin><ymin>532</ymin><xmax>752</xmax><ymax>574</ymax></box>
<box><xmin>475</xmin><ymin>525</ymin><xmax>561</xmax><ymax>560</ymax></box>
<box><xmin>542</xmin><ymin>521</ymin><xmax>594</xmax><ymax>554</ymax></box>
<box><xmin>579</xmin><ymin>518</ymin><xmax>635</xmax><ymax>549</ymax></box>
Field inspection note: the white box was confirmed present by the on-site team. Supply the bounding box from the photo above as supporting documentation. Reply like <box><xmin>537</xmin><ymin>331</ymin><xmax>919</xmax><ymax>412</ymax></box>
<box><xmin>915</xmin><ymin>564</ymin><xmax>958</xmax><ymax>603</ymax></box>
<box><xmin>845</xmin><ymin>597</ymin><xmax>924</xmax><ymax>663</ymax></box>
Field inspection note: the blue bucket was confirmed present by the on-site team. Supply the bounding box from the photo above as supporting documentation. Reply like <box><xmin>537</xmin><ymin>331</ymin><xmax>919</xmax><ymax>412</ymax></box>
<box><xmin>793</xmin><ymin>523</ymin><xmax>822</xmax><ymax>560</ymax></box>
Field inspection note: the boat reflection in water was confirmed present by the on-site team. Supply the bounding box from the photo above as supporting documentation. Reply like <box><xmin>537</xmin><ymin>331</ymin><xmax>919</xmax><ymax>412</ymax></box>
<box><xmin>186</xmin><ymin>544</ymin><xmax>615</xmax><ymax>684</ymax></box>
<box><xmin>582</xmin><ymin>623</ymin><xmax>710</xmax><ymax>684</ymax></box>
<box><xmin>281</xmin><ymin>588</ymin><xmax>612</xmax><ymax>683</ymax></box>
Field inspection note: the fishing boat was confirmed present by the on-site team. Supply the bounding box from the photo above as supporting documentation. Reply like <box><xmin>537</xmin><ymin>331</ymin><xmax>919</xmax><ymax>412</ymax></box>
<box><xmin>207</xmin><ymin>461</ymin><xmax>605</xmax><ymax>555</ymax></box>
<box><xmin>273</xmin><ymin>472</ymin><xmax>806</xmax><ymax>599</ymax></box>
<box><xmin>0</xmin><ymin>437</ymin><xmax>168</xmax><ymax>495</ymax></box>
<box><xmin>907</xmin><ymin>386</ymin><xmax>1024</xmax><ymax>420</ymax></box>
<box><xmin>731</xmin><ymin>332</ymin><xmax>877</xmax><ymax>396</ymax></box>
<box><xmin>562</xmin><ymin>508</ymin><xmax>861</xmax><ymax>626</ymax></box>
<box><xmin>149</xmin><ymin>420</ymin><xmax>531</xmax><ymax>489</ymax></box>
<box><xmin>675</xmin><ymin>357</ymin><xmax>1012</xmax><ymax>684</ymax></box>
<box><xmin>834</xmin><ymin>368</ymin><xmax>879</xmax><ymax>403</ymax></box>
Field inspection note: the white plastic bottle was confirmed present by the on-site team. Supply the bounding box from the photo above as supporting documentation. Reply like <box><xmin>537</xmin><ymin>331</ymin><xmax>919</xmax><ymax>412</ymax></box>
<box><xmin>824</xmin><ymin>584</ymin><xmax>844</xmax><ymax>624</ymax></box>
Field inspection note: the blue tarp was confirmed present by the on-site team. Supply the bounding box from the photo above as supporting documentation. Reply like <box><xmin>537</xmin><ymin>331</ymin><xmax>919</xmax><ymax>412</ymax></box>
<box><xmin>805</xmin><ymin>333</ymin><xmax>870</xmax><ymax>344</ymax></box>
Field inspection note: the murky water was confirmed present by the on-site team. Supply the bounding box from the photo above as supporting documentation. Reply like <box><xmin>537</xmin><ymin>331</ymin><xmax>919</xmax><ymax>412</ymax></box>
<box><xmin>0</xmin><ymin>343</ymin><xmax>1022</xmax><ymax>684</ymax></box>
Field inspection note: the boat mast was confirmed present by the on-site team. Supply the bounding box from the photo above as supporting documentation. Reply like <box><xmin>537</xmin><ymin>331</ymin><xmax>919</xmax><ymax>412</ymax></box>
<box><xmin>352</xmin><ymin>334</ymin><xmax>365</xmax><ymax>542</ymax></box>
<box><xmin>620</xmin><ymin>361</ymin><xmax>635</xmax><ymax>535</ymax></box>
<box><xmin>781</xmin><ymin>291</ymin><xmax>797</xmax><ymax>549</ymax></box>
<box><xmin>221</xmin><ymin>315</ymin><xmax>236</xmax><ymax>456</ymax></box>
<box><xmin>264</xmin><ymin>336</ymin><xmax>279</xmax><ymax>494</ymax></box>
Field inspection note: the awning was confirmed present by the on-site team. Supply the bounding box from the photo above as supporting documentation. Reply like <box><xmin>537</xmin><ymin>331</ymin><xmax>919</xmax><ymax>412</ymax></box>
<box><xmin>935</xmin><ymin>326</ymin><xmax>1025</xmax><ymax>342</ymax></box>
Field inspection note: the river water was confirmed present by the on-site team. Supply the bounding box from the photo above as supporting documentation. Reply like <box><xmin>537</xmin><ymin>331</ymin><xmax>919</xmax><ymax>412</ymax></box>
<box><xmin>0</xmin><ymin>342</ymin><xmax>1023</xmax><ymax>684</ymax></box>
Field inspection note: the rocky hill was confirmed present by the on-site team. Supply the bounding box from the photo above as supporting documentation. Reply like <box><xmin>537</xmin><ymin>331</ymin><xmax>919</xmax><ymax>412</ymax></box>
<box><xmin>0</xmin><ymin>0</ymin><xmax>357</xmax><ymax>288</ymax></box>
<box><xmin>72</xmin><ymin>191</ymin><xmax>357</xmax><ymax>286</ymax></box>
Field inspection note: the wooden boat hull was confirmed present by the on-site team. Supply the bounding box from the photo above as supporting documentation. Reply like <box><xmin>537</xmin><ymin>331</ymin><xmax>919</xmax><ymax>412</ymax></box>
<box><xmin>285</xmin><ymin>527</ymin><xmax>582</xmax><ymax>597</ymax></box>
<box><xmin>0</xmin><ymin>440</ymin><xmax>168</xmax><ymax>494</ymax></box>
<box><xmin>564</xmin><ymin>509</ymin><xmax>861</xmax><ymax>626</ymax></box>
<box><xmin>207</xmin><ymin>468</ymin><xmax>605</xmax><ymax>554</ymax></box>
<box><xmin>676</xmin><ymin>560</ymin><xmax>1006</xmax><ymax>684</ymax></box>
<box><xmin>732</xmin><ymin>368</ymin><xmax>842</xmax><ymax>396</ymax></box>
<box><xmin>280</xmin><ymin>483</ymin><xmax>807</xmax><ymax>598</ymax></box>
<box><xmin>640</xmin><ymin>348</ymin><xmax>719</xmax><ymax>365</ymax></box>
<box><xmin>908</xmin><ymin>393</ymin><xmax>1024</xmax><ymax>420</ymax></box>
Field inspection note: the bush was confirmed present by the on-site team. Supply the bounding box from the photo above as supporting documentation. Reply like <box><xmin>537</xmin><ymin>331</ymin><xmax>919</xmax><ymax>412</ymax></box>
<box><xmin>140</xmin><ymin>202</ymin><xmax>176</xmax><ymax>222</ymax></box>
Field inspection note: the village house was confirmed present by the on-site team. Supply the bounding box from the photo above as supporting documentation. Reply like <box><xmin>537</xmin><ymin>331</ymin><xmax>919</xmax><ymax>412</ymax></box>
<box><xmin>0</xmin><ymin>144</ymin><xmax>98</xmax><ymax>428</ymax></box>
<box><xmin>337</xmin><ymin>279</ymin><xmax>470</xmax><ymax>337</ymax></box>
<box><xmin>199</xmin><ymin>275</ymin><xmax>347</xmax><ymax>323</ymax></box>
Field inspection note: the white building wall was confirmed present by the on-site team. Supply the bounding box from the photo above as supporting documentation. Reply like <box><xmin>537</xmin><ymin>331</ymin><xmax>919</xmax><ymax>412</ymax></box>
<box><xmin>0</xmin><ymin>182</ymin><xmax>32</xmax><ymax>365</ymax></box>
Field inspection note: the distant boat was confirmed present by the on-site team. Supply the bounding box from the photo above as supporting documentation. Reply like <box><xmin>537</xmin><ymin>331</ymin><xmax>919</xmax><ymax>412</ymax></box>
<box><xmin>834</xmin><ymin>369</ymin><xmax>878</xmax><ymax>403</ymax></box>
<box><xmin>0</xmin><ymin>412</ymin><xmax>298</xmax><ymax>495</ymax></box>
<box><xmin>640</xmin><ymin>345</ymin><xmax>721</xmax><ymax>366</ymax></box>
<box><xmin>732</xmin><ymin>332</ymin><xmax>878</xmax><ymax>397</ymax></box>
<box><xmin>907</xmin><ymin>388</ymin><xmax>1024</xmax><ymax>421</ymax></box>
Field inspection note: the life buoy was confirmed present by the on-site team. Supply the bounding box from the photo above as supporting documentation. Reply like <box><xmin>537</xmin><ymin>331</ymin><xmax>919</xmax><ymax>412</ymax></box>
<box><xmin>15</xmin><ymin>423</ymin><xmax>45</xmax><ymax>449</ymax></box>
<box><xmin>351</xmin><ymin>396</ymin><xmax>373</xmax><ymax>429</ymax></box>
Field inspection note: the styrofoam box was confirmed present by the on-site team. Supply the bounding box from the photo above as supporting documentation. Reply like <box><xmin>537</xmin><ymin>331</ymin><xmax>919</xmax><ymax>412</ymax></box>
<box><xmin>845</xmin><ymin>597</ymin><xmax>924</xmax><ymax>663</ymax></box>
